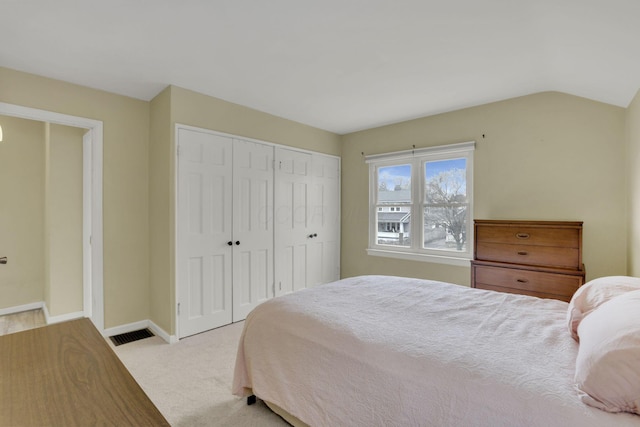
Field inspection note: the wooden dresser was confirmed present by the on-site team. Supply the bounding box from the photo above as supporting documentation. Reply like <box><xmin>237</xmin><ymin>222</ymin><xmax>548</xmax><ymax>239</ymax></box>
<box><xmin>471</xmin><ymin>220</ymin><xmax>585</xmax><ymax>302</ymax></box>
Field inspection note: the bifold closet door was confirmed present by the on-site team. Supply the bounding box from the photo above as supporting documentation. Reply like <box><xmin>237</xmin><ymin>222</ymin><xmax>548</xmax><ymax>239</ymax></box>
<box><xmin>177</xmin><ymin>126</ymin><xmax>335</xmax><ymax>337</ymax></box>
<box><xmin>177</xmin><ymin>129</ymin><xmax>233</xmax><ymax>338</ymax></box>
<box><xmin>308</xmin><ymin>155</ymin><xmax>341</xmax><ymax>286</ymax></box>
<box><xmin>231</xmin><ymin>139</ymin><xmax>274</xmax><ymax>321</ymax></box>
<box><xmin>274</xmin><ymin>149</ymin><xmax>340</xmax><ymax>293</ymax></box>
<box><xmin>274</xmin><ymin>147</ymin><xmax>312</xmax><ymax>295</ymax></box>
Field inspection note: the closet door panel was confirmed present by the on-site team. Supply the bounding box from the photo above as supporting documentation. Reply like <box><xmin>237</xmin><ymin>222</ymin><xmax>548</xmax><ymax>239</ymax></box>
<box><xmin>308</xmin><ymin>154</ymin><xmax>341</xmax><ymax>286</ymax></box>
<box><xmin>177</xmin><ymin>129</ymin><xmax>233</xmax><ymax>338</ymax></box>
<box><xmin>232</xmin><ymin>139</ymin><xmax>274</xmax><ymax>321</ymax></box>
<box><xmin>274</xmin><ymin>148</ymin><xmax>312</xmax><ymax>295</ymax></box>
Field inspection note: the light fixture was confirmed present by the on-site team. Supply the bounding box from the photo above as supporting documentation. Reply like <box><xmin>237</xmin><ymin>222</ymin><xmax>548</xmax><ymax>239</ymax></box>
<box><xmin>0</xmin><ymin>125</ymin><xmax>3</xmax><ymax>142</ymax></box>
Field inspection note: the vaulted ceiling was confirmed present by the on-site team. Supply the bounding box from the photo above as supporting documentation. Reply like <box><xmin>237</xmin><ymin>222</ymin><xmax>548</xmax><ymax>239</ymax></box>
<box><xmin>2</xmin><ymin>0</ymin><xmax>639</xmax><ymax>134</ymax></box>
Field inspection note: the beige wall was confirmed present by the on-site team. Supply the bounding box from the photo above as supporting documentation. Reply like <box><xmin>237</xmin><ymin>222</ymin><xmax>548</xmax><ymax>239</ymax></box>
<box><xmin>0</xmin><ymin>67</ymin><xmax>151</xmax><ymax>329</ymax></box>
<box><xmin>627</xmin><ymin>89</ymin><xmax>640</xmax><ymax>275</ymax></box>
<box><xmin>1</xmin><ymin>117</ymin><xmax>84</xmax><ymax>317</ymax></box>
<box><xmin>341</xmin><ymin>92</ymin><xmax>627</xmax><ymax>285</ymax></box>
<box><xmin>170</xmin><ymin>86</ymin><xmax>342</xmax><ymax>156</ymax></box>
<box><xmin>0</xmin><ymin>116</ymin><xmax>45</xmax><ymax>308</ymax></box>
<box><xmin>1</xmin><ymin>67</ymin><xmax>340</xmax><ymax>334</ymax></box>
<box><xmin>148</xmin><ymin>85</ymin><xmax>342</xmax><ymax>334</ymax></box>
<box><xmin>2</xmin><ymin>63</ymin><xmax>636</xmax><ymax>334</ymax></box>
<box><xmin>45</xmin><ymin>124</ymin><xmax>84</xmax><ymax>316</ymax></box>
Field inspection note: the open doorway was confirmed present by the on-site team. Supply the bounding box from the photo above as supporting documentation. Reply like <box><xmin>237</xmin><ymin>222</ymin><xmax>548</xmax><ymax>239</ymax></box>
<box><xmin>0</xmin><ymin>103</ymin><xmax>104</xmax><ymax>333</ymax></box>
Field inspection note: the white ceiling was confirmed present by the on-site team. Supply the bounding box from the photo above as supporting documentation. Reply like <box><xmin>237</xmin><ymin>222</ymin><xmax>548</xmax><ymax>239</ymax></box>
<box><xmin>2</xmin><ymin>0</ymin><xmax>639</xmax><ymax>134</ymax></box>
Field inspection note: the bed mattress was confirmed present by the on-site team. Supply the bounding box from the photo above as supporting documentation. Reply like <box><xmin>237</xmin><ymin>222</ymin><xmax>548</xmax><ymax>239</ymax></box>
<box><xmin>233</xmin><ymin>275</ymin><xmax>640</xmax><ymax>426</ymax></box>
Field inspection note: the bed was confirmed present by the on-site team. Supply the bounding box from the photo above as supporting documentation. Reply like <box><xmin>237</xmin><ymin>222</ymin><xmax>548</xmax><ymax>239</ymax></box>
<box><xmin>233</xmin><ymin>275</ymin><xmax>640</xmax><ymax>426</ymax></box>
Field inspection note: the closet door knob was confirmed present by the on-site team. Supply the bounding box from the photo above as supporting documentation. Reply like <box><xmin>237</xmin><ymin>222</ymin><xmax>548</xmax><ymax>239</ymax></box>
<box><xmin>0</xmin><ymin>257</ymin><xmax>6</xmax><ymax>265</ymax></box>
<box><xmin>227</xmin><ymin>241</ymin><xmax>233</xmax><ymax>246</ymax></box>
<box><xmin>313</xmin><ymin>233</ymin><xmax>317</xmax><ymax>237</ymax></box>
<box><xmin>235</xmin><ymin>241</ymin><xmax>240</xmax><ymax>245</ymax></box>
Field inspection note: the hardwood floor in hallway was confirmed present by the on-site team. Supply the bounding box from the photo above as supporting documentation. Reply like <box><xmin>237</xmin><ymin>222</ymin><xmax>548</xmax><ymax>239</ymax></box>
<box><xmin>0</xmin><ymin>309</ymin><xmax>46</xmax><ymax>336</ymax></box>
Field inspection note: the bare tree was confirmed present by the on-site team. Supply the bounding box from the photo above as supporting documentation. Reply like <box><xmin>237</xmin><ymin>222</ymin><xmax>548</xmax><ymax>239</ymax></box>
<box><xmin>425</xmin><ymin>169</ymin><xmax>467</xmax><ymax>250</ymax></box>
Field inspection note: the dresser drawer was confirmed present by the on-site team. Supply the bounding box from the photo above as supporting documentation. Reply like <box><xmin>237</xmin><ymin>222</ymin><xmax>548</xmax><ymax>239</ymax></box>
<box><xmin>475</xmin><ymin>224</ymin><xmax>580</xmax><ymax>248</ymax></box>
<box><xmin>473</xmin><ymin>264</ymin><xmax>582</xmax><ymax>300</ymax></box>
<box><xmin>476</xmin><ymin>242</ymin><xmax>580</xmax><ymax>269</ymax></box>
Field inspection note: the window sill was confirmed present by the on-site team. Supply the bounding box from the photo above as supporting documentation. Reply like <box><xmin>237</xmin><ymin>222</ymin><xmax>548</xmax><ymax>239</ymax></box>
<box><xmin>367</xmin><ymin>248</ymin><xmax>471</xmax><ymax>267</ymax></box>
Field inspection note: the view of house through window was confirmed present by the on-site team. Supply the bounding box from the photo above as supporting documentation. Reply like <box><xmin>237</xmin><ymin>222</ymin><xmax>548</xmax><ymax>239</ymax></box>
<box><xmin>424</xmin><ymin>158</ymin><xmax>468</xmax><ymax>251</ymax></box>
<box><xmin>376</xmin><ymin>164</ymin><xmax>411</xmax><ymax>246</ymax></box>
<box><xmin>367</xmin><ymin>141</ymin><xmax>474</xmax><ymax>264</ymax></box>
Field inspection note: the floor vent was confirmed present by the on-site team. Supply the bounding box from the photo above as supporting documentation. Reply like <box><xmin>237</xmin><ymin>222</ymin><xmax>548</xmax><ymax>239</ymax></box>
<box><xmin>109</xmin><ymin>328</ymin><xmax>154</xmax><ymax>346</ymax></box>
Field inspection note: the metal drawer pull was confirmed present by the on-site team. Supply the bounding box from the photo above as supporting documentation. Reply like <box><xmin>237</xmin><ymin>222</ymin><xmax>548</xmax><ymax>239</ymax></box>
<box><xmin>517</xmin><ymin>251</ymin><xmax>528</xmax><ymax>255</ymax></box>
<box><xmin>515</xmin><ymin>233</ymin><xmax>530</xmax><ymax>239</ymax></box>
<box><xmin>516</xmin><ymin>278</ymin><xmax>528</xmax><ymax>283</ymax></box>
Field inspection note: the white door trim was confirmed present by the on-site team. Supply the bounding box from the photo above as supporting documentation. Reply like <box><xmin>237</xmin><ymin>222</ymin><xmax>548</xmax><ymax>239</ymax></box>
<box><xmin>82</xmin><ymin>131</ymin><xmax>93</xmax><ymax>324</ymax></box>
<box><xmin>0</xmin><ymin>102</ymin><xmax>104</xmax><ymax>333</ymax></box>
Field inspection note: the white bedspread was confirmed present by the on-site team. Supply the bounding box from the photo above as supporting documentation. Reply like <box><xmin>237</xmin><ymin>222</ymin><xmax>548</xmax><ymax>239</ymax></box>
<box><xmin>233</xmin><ymin>275</ymin><xmax>640</xmax><ymax>426</ymax></box>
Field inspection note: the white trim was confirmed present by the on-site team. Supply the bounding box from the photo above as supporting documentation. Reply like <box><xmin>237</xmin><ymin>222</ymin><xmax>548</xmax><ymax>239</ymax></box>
<box><xmin>0</xmin><ymin>302</ymin><xmax>82</xmax><ymax>325</ymax></box>
<box><xmin>103</xmin><ymin>319</ymin><xmax>176</xmax><ymax>344</ymax></box>
<box><xmin>367</xmin><ymin>248</ymin><xmax>472</xmax><ymax>267</ymax></box>
<box><xmin>367</xmin><ymin>141</ymin><xmax>475</xmax><ymax>265</ymax></box>
<box><xmin>0</xmin><ymin>302</ymin><xmax>44</xmax><ymax>316</ymax></box>
<box><xmin>0</xmin><ymin>102</ymin><xmax>104</xmax><ymax>333</ymax></box>
<box><xmin>365</xmin><ymin>141</ymin><xmax>475</xmax><ymax>163</ymax></box>
<box><xmin>83</xmin><ymin>131</ymin><xmax>92</xmax><ymax>323</ymax></box>
<box><xmin>42</xmin><ymin>306</ymin><xmax>84</xmax><ymax>325</ymax></box>
<box><xmin>174</xmin><ymin>125</ymin><xmax>180</xmax><ymax>338</ymax></box>
<box><xmin>104</xmin><ymin>320</ymin><xmax>149</xmax><ymax>337</ymax></box>
<box><xmin>148</xmin><ymin>320</ymin><xmax>178</xmax><ymax>344</ymax></box>
<box><xmin>174</xmin><ymin>123</ymin><xmax>342</xmax><ymax>159</ymax></box>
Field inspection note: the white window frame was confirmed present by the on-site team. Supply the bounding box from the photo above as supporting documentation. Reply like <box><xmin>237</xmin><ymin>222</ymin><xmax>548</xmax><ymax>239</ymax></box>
<box><xmin>366</xmin><ymin>141</ymin><xmax>475</xmax><ymax>266</ymax></box>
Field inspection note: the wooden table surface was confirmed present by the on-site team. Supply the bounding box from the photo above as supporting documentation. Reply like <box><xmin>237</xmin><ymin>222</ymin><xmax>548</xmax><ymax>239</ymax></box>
<box><xmin>0</xmin><ymin>318</ymin><xmax>169</xmax><ymax>426</ymax></box>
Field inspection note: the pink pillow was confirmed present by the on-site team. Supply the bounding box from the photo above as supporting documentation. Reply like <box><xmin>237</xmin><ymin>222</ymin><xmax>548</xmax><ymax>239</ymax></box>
<box><xmin>574</xmin><ymin>289</ymin><xmax>640</xmax><ymax>414</ymax></box>
<box><xmin>567</xmin><ymin>276</ymin><xmax>640</xmax><ymax>341</ymax></box>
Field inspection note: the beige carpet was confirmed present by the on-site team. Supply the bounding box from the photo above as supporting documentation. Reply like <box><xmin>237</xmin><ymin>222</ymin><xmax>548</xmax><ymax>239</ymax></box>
<box><xmin>112</xmin><ymin>321</ymin><xmax>289</xmax><ymax>426</ymax></box>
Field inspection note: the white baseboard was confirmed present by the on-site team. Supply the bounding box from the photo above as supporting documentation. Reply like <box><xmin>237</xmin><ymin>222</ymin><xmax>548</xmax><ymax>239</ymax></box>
<box><xmin>42</xmin><ymin>305</ymin><xmax>84</xmax><ymax>325</ymax></box>
<box><xmin>1</xmin><ymin>302</ymin><xmax>83</xmax><ymax>325</ymax></box>
<box><xmin>104</xmin><ymin>319</ymin><xmax>176</xmax><ymax>344</ymax></box>
<box><xmin>103</xmin><ymin>320</ymin><xmax>149</xmax><ymax>337</ymax></box>
<box><xmin>148</xmin><ymin>319</ymin><xmax>178</xmax><ymax>344</ymax></box>
<box><xmin>2</xmin><ymin>302</ymin><xmax>177</xmax><ymax>344</ymax></box>
<box><xmin>0</xmin><ymin>301</ymin><xmax>43</xmax><ymax>316</ymax></box>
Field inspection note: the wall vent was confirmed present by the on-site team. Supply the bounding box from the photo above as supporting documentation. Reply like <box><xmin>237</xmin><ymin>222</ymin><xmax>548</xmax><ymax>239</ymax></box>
<box><xmin>109</xmin><ymin>328</ymin><xmax>154</xmax><ymax>346</ymax></box>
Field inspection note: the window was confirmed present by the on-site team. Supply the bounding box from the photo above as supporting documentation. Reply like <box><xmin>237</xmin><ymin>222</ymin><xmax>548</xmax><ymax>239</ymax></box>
<box><xmin>366</xmin><ymin>141</ymin><xmax>475</xmax><ymax>266</ymax></box>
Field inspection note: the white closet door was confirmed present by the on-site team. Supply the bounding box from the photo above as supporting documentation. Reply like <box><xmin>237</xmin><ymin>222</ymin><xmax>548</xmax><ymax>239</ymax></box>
<box><xmin>232</xmin><ymin>139</ymin><xmax>274</xmax><ymax>321</ymax></box>
<box><xmin>274</xmin><ymin>148</ymin><xmax>312</xmax><ymax>295</ymax></box>
<box><xmin>177</xmin><ymin>129</ymin><xmax>233</xmax><ymax>338</ymax></box>
<box><xmin>308</xmin><ymin>154</ymin><xmax>341</xmax><ymax>286</ymax></box>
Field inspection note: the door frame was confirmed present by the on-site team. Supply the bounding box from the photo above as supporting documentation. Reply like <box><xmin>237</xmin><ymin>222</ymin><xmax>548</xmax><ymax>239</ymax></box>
<box><xmin>0</xmin><ymin>102</ymin><xmax>104</xmax><ymax>333</ymax></box>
